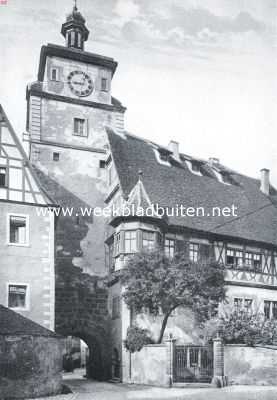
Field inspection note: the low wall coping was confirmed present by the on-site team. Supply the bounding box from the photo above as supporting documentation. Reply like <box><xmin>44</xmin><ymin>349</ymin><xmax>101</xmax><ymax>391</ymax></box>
<box><xmin>144</xmin><ymin>344</ymin><xmax>167</xmax><ymax>348</ymax></box>
<box><xmin>225</xmin><ymin>343</ymin><xmax>277</xmax><ymax>350</ymax></box>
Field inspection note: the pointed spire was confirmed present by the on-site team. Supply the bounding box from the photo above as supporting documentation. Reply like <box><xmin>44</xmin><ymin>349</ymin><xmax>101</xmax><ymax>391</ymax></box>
<box><xmin>61</xmin><ymin>2</ymin><xmax>90</xmax><ymax>50</ymax></box>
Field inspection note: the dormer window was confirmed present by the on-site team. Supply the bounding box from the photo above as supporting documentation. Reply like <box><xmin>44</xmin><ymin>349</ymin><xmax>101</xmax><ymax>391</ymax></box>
<box><xmin>212</xmin><ymin>168</ymin><xmax>232</xmax><ymax>185</ymax></box>
<box><xmin>185</xmin><ymin>160</ymin><xmax>202</xmax><ymax>176</ymax></box>
<box><xmin>153</xmin><ymin>148</ymin><xmax>171</xmax><ymax>166</ymax></box>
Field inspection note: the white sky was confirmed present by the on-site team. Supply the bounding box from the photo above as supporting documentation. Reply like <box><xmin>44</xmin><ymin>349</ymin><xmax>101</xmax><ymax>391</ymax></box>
<box><xmin>0</xmin><ymin>0</ymin><xmax>276</xmax><ymax>184</ymax></box>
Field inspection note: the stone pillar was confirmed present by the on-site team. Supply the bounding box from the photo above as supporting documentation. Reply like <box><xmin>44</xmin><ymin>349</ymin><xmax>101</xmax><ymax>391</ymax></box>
<box><xmin>165</xmin><ymin>335</ymin><xmax>176</xmax><ymax>387</ymax></box>
<box><xmin>212</xmin><ymin>337</ymin><xmax>228</xmax><ymax>387</ymax></box>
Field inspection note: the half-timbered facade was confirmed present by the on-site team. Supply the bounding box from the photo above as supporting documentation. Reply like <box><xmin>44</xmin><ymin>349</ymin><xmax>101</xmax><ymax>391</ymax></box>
<box><xmin>0</xmin><ymin>105</ymin><xmax>56</xmax><ymax>330</ymax></box>
<box><xmin>105</xmin><ymin>128</ymin><xmax>277</xmax><ymax>382</ymax></box>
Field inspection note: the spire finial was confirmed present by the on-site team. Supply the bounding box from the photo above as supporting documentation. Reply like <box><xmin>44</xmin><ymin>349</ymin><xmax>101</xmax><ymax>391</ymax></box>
<box><xmin>73</xmin><ymin>0</ymin><xmax>77</xmax><ymax>11</ymax></box>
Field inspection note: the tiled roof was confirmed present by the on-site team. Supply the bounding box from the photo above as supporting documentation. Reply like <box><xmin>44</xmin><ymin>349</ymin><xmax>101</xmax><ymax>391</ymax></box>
<box><xmin>107</xmin><ymin>128</ymin><xmax>277</xmax><ymax>247</ymax></box>
<box><xmin>0</xmin><ymin>305</ymin><xmax>61</xmax><ymax>337</ymax></box>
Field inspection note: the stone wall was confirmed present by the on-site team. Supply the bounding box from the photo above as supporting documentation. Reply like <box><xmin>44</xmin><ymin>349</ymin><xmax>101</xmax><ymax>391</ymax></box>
<box><xmin>130</xmin><ymin>344</ymin><xmax>169</xmax><ymax>387</ymax></box>
<box><xmin>0</xmin><ymin>335</ymin><xmax>64</xmax><ymax>399</ymax></box>
<box><xmin>225</xmin><ymin>344</ymin><xmax>277</xmax><ymax>385</ymax></box>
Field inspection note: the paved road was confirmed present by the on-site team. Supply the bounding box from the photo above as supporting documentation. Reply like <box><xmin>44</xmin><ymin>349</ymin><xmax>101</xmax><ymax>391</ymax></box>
<box><xmin>29</xmin><ymin>379</ymin><xmax>277</xmax><ymax>400</ymax></box>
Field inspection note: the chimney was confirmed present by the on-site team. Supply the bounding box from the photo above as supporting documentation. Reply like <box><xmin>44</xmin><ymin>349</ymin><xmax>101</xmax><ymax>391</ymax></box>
<box><xmin>168</xmin><ymin>141</ymin><xmax>180</xmax><ymax>162</ymax></box>
<box><xmin>208</xmin><ymin>157</ymin><xmax>220</xmax><ymax>167</ymax></box>
<box><xmin>260</xmin><ymin>168</ymin><xmax>270</xmax><ymax>195</ymax></box>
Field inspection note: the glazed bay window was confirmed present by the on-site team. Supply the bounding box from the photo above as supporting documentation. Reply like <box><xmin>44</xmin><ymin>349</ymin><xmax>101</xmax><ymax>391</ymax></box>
<box><xmin>73</xmin><ymin>118</ymin><xmax>87</xmax><ymax>137</ymax></box>
<box><xmin>264</xmin><ymin>301</ymin><xmax>277</xmax><ymax>319</ymax></box>
<box><xmin>142</xmin><ymin>231</ymin><xmax>155</xmax><ymax>251</ymax></box>
<box><xmin>8</xmin><ymin>215</ymin><xmax>28</xmax><ymax>245</ymax></box>
<box><xmin>189</xmin><ymin>243</ymin><xmax>199</xmax><ymax>262</ymax></box>
<box><xmin>0</xmin><ymin>167</ymin><xmax>7</xmax><ymax>187</ymax></box>
<box><xmin>8</xmin><ymin>284</ymin><xmax>27</xmax><ymax>309</ymax></box>
<box><xmin>125</xmin><ymin>230</ymin><xmax>137</xmax><ymax>253</ymax></box>
<box><xmin>164</xmin><ymin>238</ymin><xmax>175</xmax><ymax>258</ymax></box>
<box><xmin>114</xmin><ymin>232</ymin><xmax>121</xmax><ymax>255</ymax></box>
<box><xmin>226</xmin><ymin>248</ymin><xmax>243</xmax><ymax>268</ymax></box>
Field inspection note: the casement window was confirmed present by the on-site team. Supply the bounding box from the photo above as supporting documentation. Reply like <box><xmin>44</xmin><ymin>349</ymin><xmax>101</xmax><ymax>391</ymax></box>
<box><xmin>234</xmin><ymin>297</ymin><xmax>253</xmax><ymax>313</ymax></box>
<box><xmin>264</xmin><ymin>301</ymin><xmax>277</xmax><ymax>319</ymax></box>
<box><xmin>112</xmin><ymin>296</ymin><xmax>120</xmax><ymax>319</ymax></box>
<box><xmin>53</xmin><ymin>152</ymin><xmax>60</xmax><ymax>161</ymax></box>
<box><xmin>8</xmin><ymin>215</ymin><xmax>29</xmax><ymax>246</ymax></box>
<box><xmin>101</xmin><ymin>77</ymin><xmax>108</xmax><ymax>92</ymax></box>
<box><xmin>50</xmin><ymin>67</ymin><xmax>59</xmax><ymax>81</ymax></box>
<box><xmin>164</xmin><ymin>238</ymin><xmax>175</xmax><ymax>258</ymax></box>
<box><xmin>191</xmin><ymin>162</ymin><xmax>201</xmax><ymax>173</ymax></box>
<box><xmin>189</xmin><ymin>243</ymin><xmax>199</xmax><ymax>262</ymax></box>
<box><xmin>245</xmin><ymin>252</ymin><xmax>262</xmax><ymax>271</ymax></box>
<box><xmin>124</xmin><ymin>230</ymin><xmax>137</xmax><ymax>253</ymax></box>
<box><xmin>8</xmin><ymin>284</ymin><xmax>28</xmax><ymax>310</ymax></box>
<box><xmin>142</xmin><ymin>231</ymin><xmax>155</xmax><ymax>251</ymax></box>
<box><xmin>226</xmin><ymin>248</ymin><xmax>243</xmax><ymax>268</ymax></box>
<box><xmin>114</xmin><ymin>232</ymin><xmax>121</xmax><ymax>255</ymax></box>
<box><xmin>0</xmin><ymin>166</ymin><xmax>7</xmax><ymax>187</ymax></box>
<box><xmin>108</xmin><ymin>243</ymin><xmax>114</xmax><ymax>271</ymax></box>
<box><xmin>73</xmin><ymin>118</ymin><xmax>87</xmax><ymax>137</ymax></box>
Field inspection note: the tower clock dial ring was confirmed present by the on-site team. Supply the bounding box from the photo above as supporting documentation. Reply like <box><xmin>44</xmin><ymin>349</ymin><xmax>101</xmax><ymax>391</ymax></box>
<box><xmin>67</xmin><ymin>70</ymin><xmax>93</xmax><ymax>97</ymax></box>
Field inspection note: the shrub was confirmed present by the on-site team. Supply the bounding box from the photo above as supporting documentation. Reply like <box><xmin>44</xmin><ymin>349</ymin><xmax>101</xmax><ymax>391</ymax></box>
<box><xmin>220</xmin><ymin>310</ymin><xmax>277</xmax><ymax>346</ymax></box>
<box><xmin>124</xmin><ymin>326</ymin><xmax>153</xmax><ymax>353</ymax></box>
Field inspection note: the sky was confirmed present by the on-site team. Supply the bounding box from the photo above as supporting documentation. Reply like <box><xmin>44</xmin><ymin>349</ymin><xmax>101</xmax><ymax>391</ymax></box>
<box><xmin>0</xmin><ymin>0</ymin><xmax>276</xmax><ymax>184</ymax></box>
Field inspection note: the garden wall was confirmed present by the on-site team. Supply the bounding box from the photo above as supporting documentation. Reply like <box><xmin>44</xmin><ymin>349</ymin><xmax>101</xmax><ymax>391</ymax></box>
<box><xmin>225</xmin><ymin>344</ymin><xmax>277</xmax><ymax>385</ymax></box>
<box><xmin>130</xmin><ymin>344</ymin><xmax>169</xmax><ymax>386</ymax></box>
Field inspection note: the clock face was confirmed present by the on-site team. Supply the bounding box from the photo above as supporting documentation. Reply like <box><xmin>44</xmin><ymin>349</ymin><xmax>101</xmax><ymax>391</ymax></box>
<box><xmin>67</xmin><ymin>70</ymin><xmax>93</xmax><ymax>97</ymax></box>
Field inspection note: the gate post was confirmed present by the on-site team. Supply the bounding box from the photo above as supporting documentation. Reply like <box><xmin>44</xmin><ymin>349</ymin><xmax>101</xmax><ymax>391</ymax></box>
<box><xmin>212</xmin><ymin>337</ymin><xmax>228</xmax><ymax>387</ymax></box>
<box><xmin>165</xmin><ymin>334</ymin><xmax>176</xmax><ymax>387</ymax></box>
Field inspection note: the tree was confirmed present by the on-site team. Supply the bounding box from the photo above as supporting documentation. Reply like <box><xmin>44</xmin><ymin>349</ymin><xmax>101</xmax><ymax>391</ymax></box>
<box><xmin>120</xmin><ymin>250</ymin><xmax>226</xmax><ymax>344</ymax></box>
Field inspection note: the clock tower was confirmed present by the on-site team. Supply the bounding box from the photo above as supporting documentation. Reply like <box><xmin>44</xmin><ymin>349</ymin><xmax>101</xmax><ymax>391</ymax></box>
<box><xmin>26</xmin><ymin>4</ymin><xmax>126</xmax><ymax>277</ymax></box>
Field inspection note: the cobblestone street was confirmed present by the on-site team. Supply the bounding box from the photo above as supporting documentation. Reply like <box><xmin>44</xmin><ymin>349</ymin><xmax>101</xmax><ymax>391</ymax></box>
<box><xmin>28</xmin><ymin>377</ymin><xmax>277</xmax><ymax>400</ymax></box>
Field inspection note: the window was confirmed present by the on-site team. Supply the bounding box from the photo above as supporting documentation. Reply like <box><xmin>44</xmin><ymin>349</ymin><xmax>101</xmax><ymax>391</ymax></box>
<box><xmin>53</xmin><ymin>152</ymin><xmax>60</xmax><ymax>162</ymax></box>
<box><xmin>77</xmin><ymin>32</ymin><xmax>82</xmax><ymax>48</ymax></box>
<box><xmin>264</xmin><ymin>301</ymin><xmax>277</xmax><ymax>319</ymax></box>
<box><xmin>8</xmin><ymin>284</ymin><xmax>28</xmax><ymax>309</ymax></box>
<box><xmin>50</xmin><ymin>67</ymin><xmax>59</xmax><ymax>81</ymax></box>
<box><xmin>101</xmin><ymin>78</ymin><xmax>108</xmax><ymax>91</ymax></box>
<box><xmin>191</xmin><ymin>162</ymin><xmax>201</xmax><ymax>173</ymax></box>
<box><xmin>164</xmin><ymin>238</ymin><xmax>175</xmax><ymax>258</ymax></box>
<box><xmin>245</xmin><ymin>252</ymin><xmax>262</xmax><ymax>271</ymax></box>
<box><xmin>226</xmin><ymin>248</ymin><xmax>243</xmax><ymax>268</ymax></box>
<box><xmin>125</xmin><ymin>231</ymin><xmax>137</xmax><ymax>253</ymax></box>
<box><xmin>108</xmin><ymin>243</ymin><xmax>114</xmax><ymax>271</ymax></box>
<box><xmin>8</xmin><ymin>215</ymin><xmax>28</xmax><ymax>245</ymax></box>
<box><xmin>114</xmin><ymin>233</ymin><xmax>121</xmax><ymax>255</ymax></box>
<box><xmin>189</xmin><ymin>243</ymin><xmax>199</xmax><ymax>262</ymax></box>
<box><xmin>73</xmin><ymin>118</ymin><xmax>87</xmax><ymax>137</ymax></box>
<box><xmin>112</xmin><ymin>296</ymin><xmax>120</xmax><ymax>319</ymax></box>
<box><xmin>0</xmin><ymin>167</ymin><xmax>7</xmax><ymax>187</ymax></box>
<box><xmin>142</xmin><ymin>231</ymin><xmax>155</xmax><ymax>251</ymax></box>
<box><xmin>70</xmin><ymin>31</ymin><xmax>75</xmax><ymax>46</ymax></box>
<box><xmin>99</xmin><ymin>160</ymin><xmax>106</xmax><ymax>169</ymax></box>
<box><xmin>234</xmin><ymin>297</ymin><xmax>252</xmax><ymax>313</ymax></box>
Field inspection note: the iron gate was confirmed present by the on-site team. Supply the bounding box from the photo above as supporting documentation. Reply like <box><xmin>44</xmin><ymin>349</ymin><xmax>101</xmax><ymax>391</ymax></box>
<box><xmin>174</xmin><ymin>345</ymin><xmax>213</xmax><ymax>383</ymax></box>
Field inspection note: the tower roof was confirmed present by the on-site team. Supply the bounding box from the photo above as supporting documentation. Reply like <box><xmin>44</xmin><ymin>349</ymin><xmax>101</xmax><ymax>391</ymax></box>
<box><xmin>61</xmin><ymin>2</ymin><xmax>90</xmax><ymax>43</ymax></box>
